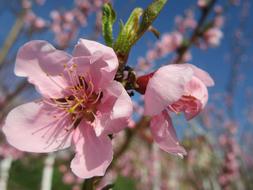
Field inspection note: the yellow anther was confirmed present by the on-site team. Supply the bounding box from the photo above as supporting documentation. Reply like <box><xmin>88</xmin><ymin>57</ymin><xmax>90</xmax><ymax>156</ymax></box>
<box><xmin>68</xmin><ymin>100</ymin><xmax>84</xmax><ymax>113</ymax></box>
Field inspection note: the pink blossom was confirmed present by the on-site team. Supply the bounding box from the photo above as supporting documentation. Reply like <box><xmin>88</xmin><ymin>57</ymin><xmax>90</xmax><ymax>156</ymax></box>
<box><xmin>2</xmin><ymin>39</ymin><xmax>133</xmax><ymax>178</ymax></box>
<box><xmin>141</xmin><ymin>32</ymin><xmax>183</xmax><ymax>68</ymax></box>
<box><xmin>22</xmin><ymin>0</ymin><xmax>32</xmax><ymax>9</ymax></box>
<box><xmin>138</xmin><ymin>64</ymin><xmax>214</xmax><ymax>156</ymax></box>
<box><xmin>175</xmin><ymin>11</ymin><xmax>197</xmax><ymax>33</ymax></box>
<box><xmin>34</xmin><ymin>18</ymin><xmax>47</xmax><ymax>29</ymax></box>
<box><xmin>24</xmin><ymin>11</ymin><xmax>47</xmax><ymax>31</ymax></box>
<box><xmin>63</xmin><ymin>172</ymin><xmax>76</xmax><ymax>184</ymax></box>
<box><xmin>47</xmin><ymin>0</ymin><xmax>107</xmax><ymax>48</ymax></box>
<box><xmin>198</xmin><ymin>0</ymin><xmax>210</xmax><ymax>8</ymax></box>
<box><xmin>157</xmin><ymin>32</ymin><xmax>183</xmax><ymax>56</ymax></box>
<box><xmin>136</xmin><ymin>57</ymin><xmax>152</xmax><ymax>74</ymax></box>
<box><xmin>146</xmin><ymin>50</ymin><xmax>158</xmax><ymax>62</ymax></box>
<box><xmin>59</xmin><ymin>164</ymin><xmax>68</xmax><ymax>173</ymax></box>
<box><xmin>204</xmin><ymin>28</ymin><xmax>223</xmax><ymax>47</ymax></box>
<box><xmin>180</xmin><ymin>51</ymin><xmax>192</xmax><ymax>62</ymax></box>
<box><xmin>214</xmin><ymin>15</ymin><xmax>224</xmax><ymax>28</ymax></box>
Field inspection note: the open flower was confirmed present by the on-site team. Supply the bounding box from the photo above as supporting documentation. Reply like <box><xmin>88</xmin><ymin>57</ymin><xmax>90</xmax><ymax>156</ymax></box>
<box><xmin>137</xmin><ymin>64</ymin><xmax>214</xmax><ymax>156</ymax></box>
<box><xmin>2</xmin><ymin>39</ymin><xmax>133</xmax><ymax>178</ymax></box>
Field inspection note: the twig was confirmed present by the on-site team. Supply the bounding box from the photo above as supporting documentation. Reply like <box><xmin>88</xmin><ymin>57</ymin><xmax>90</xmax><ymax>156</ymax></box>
<box><xmin>175</xmin><ymin>0</ymin><xmax>217</xmax><ymax>63</ymax></box>
<box><xmin>0</xmin><ymin>80</ymin><xmax>30</xmax><ymax>122</ymax></box>
<box><xmin>82</xmin><ymin>177</ymin><xmax>96</xmax><ymax>190</ymax></box>
<box><xmin>0</xmin><ymin>80</ymin><xmax>29</xmax><ymax>110</ymax></box>
<box><xmin>0</xmin><ymin>11</ymin><xmax>26</xmax><ymax>67</ymax></box>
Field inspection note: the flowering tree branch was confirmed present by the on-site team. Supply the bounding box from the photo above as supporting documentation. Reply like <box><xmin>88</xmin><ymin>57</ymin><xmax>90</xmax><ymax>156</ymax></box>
<box><xmin>175</xmin><ymin>0</ymin><xmax>217</xmax><ymax>63</ymax></box>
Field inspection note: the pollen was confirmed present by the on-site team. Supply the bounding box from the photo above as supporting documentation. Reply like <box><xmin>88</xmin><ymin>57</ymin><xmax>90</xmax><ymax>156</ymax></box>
<box><xmin>43</xmin><ymin>63</ymin><xmax>103</xmax><ymax>131</ymax></box>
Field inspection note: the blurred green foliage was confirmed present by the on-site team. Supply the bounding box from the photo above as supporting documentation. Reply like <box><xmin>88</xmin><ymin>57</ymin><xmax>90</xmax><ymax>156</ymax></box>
<box><xmin>113</xmin><ymin>176</ymin><xmax>136</xmax><ymax>190</ymax></box>
<box><xmin>7</xmin><ymin>156</ymin><xmax>73</xmax><ymax>190</ymax></box>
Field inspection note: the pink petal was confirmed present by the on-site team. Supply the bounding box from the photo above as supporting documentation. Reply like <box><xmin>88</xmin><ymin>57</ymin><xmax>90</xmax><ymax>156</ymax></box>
<box><xmin>15</xmin><ymin>40</ymin><xmax>71</xmax><ymax>98</ymax></box>
<box><xmin>102</xmin><ymin>81</ymin><xmax>133</xmax><ymax>119</ymax></box>
<box><xmin>2</xmin><ymin>101</ymin><xmax>73</xmax><ymax>153</ymax></box>
<box><xmin>150</xmin><ymin>111</ymin><xmax>186</xmax><ymax>156</ymax></box>
<box><xmin>71</xmin><ymin>123</ymin><xmax>113</xmax><ymax>178</ymax></box>
<box><xmin>185</xmin><ymin>76</ymin><xmax>208</xmax><ymax>108</ymax></box>
<box><xmin>183</xmin><ymin>98</ymin><xmax>202</xmax><ymax>120</ymax></box>
<box><xmin>72</xmin><ymin>39</ymin><xmax>118</xmax><ymax>91</ymax></box>
<box><xmin>144</xmin><ymin>64</ymin><xmax>193</xmax><ymax>116</ymax></box>
<box><xmin>73</xmin><ymin>38</ymin><xmax>116</xmax><ymax>58</ymax></box>
<box><xmin>170</xmin><ymin>96</ymin><xmax>202</xmax><ymax>120</ymax></box>
<box><xmin>72</xmin><ymin>53</ymin><xmax>118</xmax><ymax>91</ymax></box>
<box><xmin>187</xmin><ymin>64</ymin><xmax>214</xmax><ymax>87</ymax></box>
<box><xmin>96</xmin><ymin>81</ymin><xmax>133</xmax><ymax>135</ymax></box>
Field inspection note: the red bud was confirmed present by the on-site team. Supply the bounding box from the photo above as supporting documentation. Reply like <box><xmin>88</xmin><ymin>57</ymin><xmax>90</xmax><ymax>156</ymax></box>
<box><xmin>136</xmin><ymin>72</ymin><xmax>154</xmax><ymax>94</ymax></box>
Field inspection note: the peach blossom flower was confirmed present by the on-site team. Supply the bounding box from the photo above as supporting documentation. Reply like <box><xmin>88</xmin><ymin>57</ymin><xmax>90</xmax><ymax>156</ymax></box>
<box><xmin>138</xmin><ymin>64</ymin><xmax>214</xmax><ymax>156</ymax></box>
<box><xmin>2</xmin><ymin>39</ymin><xmax>133</xmax><ymax>178</ymax></box>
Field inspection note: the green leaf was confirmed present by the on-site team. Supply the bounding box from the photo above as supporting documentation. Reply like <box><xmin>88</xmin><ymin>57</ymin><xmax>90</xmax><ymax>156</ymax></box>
<box><xmin>138</xmin><ymin>0</ymin><xmax>167</xmax><ymax>37</ymax></box>
<box><xmin>110</xmin><ymin>0</ymin><xmax>167</xmax><ymax>68</ymax></box>
<box><xmin>102</xmin><ymin>3</ymin><xmax>116</xmax><ymax>47</ymax></box>
<box><xmin>114</xmin><ymin>8</ymin><xmax>143</xmax><ymax>54</ymax></box>
<box><xmin>123</xmin><ymin>8</ymin><xmax>143</xmax><ymax>42</ymax></box>
<box><xmin>8</xmin><ymin>158</ymin><xmax>43</xmax><ymax>190</ymax></box>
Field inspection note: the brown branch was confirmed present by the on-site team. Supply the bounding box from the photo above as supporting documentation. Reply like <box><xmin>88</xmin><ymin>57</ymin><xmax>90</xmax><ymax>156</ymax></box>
<box><xmin>0</xmin><ymin>80</ymin><xmax>30</xmax><ymax>121</ymax></box>
<box><xmin>82</xmin><ymin>177</ymin><xmax>95</xmax><ymax>190</ymax></box>
<box><xmin>175</xmin><ymin>0</ymin><xmax>217</xmax><ymax>64</ymax></box>
<box><xmin>0</xmin><ymin>11</ymin><xmax>26</xmax><ymax>67</ymax></box>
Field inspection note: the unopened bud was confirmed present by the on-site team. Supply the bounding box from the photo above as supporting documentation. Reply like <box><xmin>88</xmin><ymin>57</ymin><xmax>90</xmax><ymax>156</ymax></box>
<box><xmin>136</xmin><ymin>72</ymin><xmax>154</xmax><ymax>94</ymax></box>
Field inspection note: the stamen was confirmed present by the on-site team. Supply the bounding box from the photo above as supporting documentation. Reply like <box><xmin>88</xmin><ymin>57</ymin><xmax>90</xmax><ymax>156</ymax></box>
<box><xmin>71</xmin><ymin>64</ymin><xmax>84</xmax><ymax>89</ymax></box>
<box><xmin>90</xmin><ymin>91</ymin><xmax>102</xmax><ymax>105</ymax></box>
<box><xmin>64</xmin><ymin>117</ymin><xmax>82</xmax><ymax>131</ymax></box>
<box><xmin>79</xmin><ymin>75</ymin><xmax>87</xmax><ymax>88</ymax></box>
<box><xmin>68</xmin><ymin>99</ymin><xmax>85</xmax><ymax>113</ymax></box>
<box><xmin>53</xmin><ymin>130</ymin><xmax>73</xmax><ymax>150</ymax></box>
<box><xmin>64</xmin><ymin>65</ymin><xmax>77</xmax><ymax>88</ymax></box>
<box><xmin>39</xmin><ymin>68</ymin><xmax>105</xmax><ymax>150</ymax></box>
<box><xmin>86</xmin><ymin>80</ymin><xmax>94</xmax><ymax>97</ymax></box>
<box><xmin>31</xmin><ymin>112</ymin><xmax>68</xmax><ymax>136</ymax></box>
<box><xmin>44</xmin><ymin>117</ymin><xmax>69</xmax><ymax>147</ymax></box>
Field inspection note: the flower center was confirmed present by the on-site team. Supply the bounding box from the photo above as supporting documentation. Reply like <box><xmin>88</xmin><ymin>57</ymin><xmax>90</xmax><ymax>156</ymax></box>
<box><xmin>55</xmin><ymin>79</ymin><xmax>101</xmax><ymax>124</ymax></box>
<box><xmin>43</xmin><ymin>63</ymin><xmax>103</xmax><ymax>132</ymax></box>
